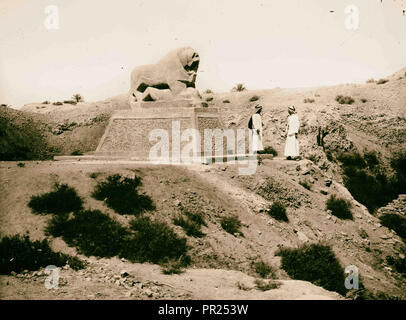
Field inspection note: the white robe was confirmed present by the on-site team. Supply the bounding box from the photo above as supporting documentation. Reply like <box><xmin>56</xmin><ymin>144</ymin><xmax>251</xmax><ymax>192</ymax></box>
<box><xmin>250</xmin><ymin>113</ymin><xmax>264</xmax><ymax>152</ymax></box>
<box><xmin>284</xmin><ymin>113</ymin><xmax>300</xmax><ymax>157</ymax></box>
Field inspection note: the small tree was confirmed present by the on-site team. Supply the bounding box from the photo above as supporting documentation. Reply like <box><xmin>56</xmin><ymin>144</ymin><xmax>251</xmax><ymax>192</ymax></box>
<box><xmin>72</xmin><ymin>94</ymin><xmax>84</xmax><ymax>103</ymax></box>
<box><xmin>232</xmin><ymin>83</ymin><xmax>246</xmax><ymax>92</ymax></box>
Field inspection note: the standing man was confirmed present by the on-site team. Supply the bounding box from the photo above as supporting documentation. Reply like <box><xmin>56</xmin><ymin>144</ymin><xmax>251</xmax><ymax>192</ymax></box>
<box><xmin>284</xmin><ymin>106</ymin><xmax>300</xmax><ymax>160</ymax></box>
<box><xmin>249</xmin><ymin>104</ymin><xmax>264</xmax><ymax>153</ymax></box>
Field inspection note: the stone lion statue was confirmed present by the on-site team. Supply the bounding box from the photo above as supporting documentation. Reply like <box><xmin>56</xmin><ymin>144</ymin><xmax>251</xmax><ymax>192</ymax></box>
<box><xmin>128</xmin><ymin>47</ymin><xmax>201</xmax><ymax>106</ymax></box>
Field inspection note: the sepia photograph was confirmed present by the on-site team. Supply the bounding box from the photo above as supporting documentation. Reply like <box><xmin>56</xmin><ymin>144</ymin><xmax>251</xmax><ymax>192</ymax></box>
<box><xmin>0</xmin><ymin>0</ymin><xmax>405</xmax><ymax>314</ymax></box>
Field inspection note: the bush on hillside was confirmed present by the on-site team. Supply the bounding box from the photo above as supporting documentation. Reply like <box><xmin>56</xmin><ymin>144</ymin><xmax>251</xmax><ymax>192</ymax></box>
<box><xmin>63</xmin><ymin>100</ymin><xmax>77</xmax><ymax>105</ymax></box>
<box><xmin>276</xmin><ymin>243</ymin><xmax>347</xmax><ymax>295</ymax></box>
<box><xmin>333</xmin><ymin>151</ymin><xmax>406</xmax><ymax>213</ymax></box>
<box><xmin>28</xmin><ymin>183</ymin><xmax>83</xmax><ymax>215</ymax></box>
<box><xmin>92</xmin><ymin>174</ymin><xmax>155</xmax><ymax>215</ymax></box>
<box><xmin>299</xmin><ymin>179</ymin><xmax>312</xmax><ymax>190</ymax></box>
<box><xmin>363</xmin><ymin>150</ymin><xmax>379</xmax><ymax>168</ymax></box>
<box><xmin>257</xmin><ymin>146</ymin><xmax>278</xmax><ymax>156</ymax></box>
<box><xmin>46</xmin><ymin>210</ymin><xmax>129</xmax><ymax>258</ymax></box>
<box><xmin>391</xmin><ymin>151</ymin><xmax>406</xmax><ymax>176</ymax></box>
<box><xmin>335</xmin><ymin>95</ymin><xmax>354</xmax><ymax>105</ymax></box>
<box><xmin>70</xmin><ymin>150</ymin><xmax>83</xmax><ymax>156</ymax></box>
<box><xmin>124</xmin><ymin>216</ymin><xmax>189</xmax><ymax>265</ymax></box>
<box><xmin>379</xmin><ymin>214</ymin><xmax>406</xmax><ymax>241</ymax></box>
<box><xmin>220</xmin><ymin>216</ymin><xmax>243</xmax><ymax>236</ymax></box>
<box><xmin>250</xmin><ymin>95</ymin><xmax>260</xmax><ymax>102</ymax></box>
<box><xmin>326</xmin><ymin>195</ymin><xmax>353</xmax><ymax>220</ymax></box>
<box><xmin>46</xmin><ymin>210</ymin><xmax>190</xmax><ymax>266</ymax></box>
<box><xmin>386</xmin><ymin>255</ymin><xmax>406</xmax><ymax>277</ymax></box>
<box><xmin>0</xmin><ymin>235</ymin><xmax>84</xmax><ymax>274</ymax></box>
<box><xmin>266</xmin><ymin>202</ymin><xmax>289</xmax><ymax>222</ymax></box>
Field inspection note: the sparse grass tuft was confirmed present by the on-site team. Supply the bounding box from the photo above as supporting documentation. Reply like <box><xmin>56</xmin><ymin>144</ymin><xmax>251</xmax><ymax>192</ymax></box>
<box><xmin>17</xmin><ymin>162</ymin><xmax>25</xmax><ymax>167</ymax></box>
<box><xmin>236</xmin><ymin>281</ymin><xmax>251</xmax><ymax>291</ymax></box>
<box><xmin>28</xmin><ymin>183</ymin><xmax>83</xmax><ymax>215</ymax></box>
<box><xmin>366</xmin><ymin>78</ymin><xmax>376</xmax><ymax>83</ymax></box>
<box><xmin>92</xmin><ymin>174</ymin><xmax>155</xmax><ymax>215</ymax></box>
<box><xmin>335</xmin><ymin>95</ymin><xmax>354</xmax><ymax>105</ymax></box>
<box><xmin>173</xmin><ymin>216</ymin><xmax>205</xmax><ymax>238</ymax></box>
<box><xmin>223</xmin><ymin>100</ymin><xmax>230</xmax><ymax>104</ymax></box>
<box><xmin>299</xmin><ymin>180</ymin><xmax>312</xmax><ymax>190</ymax></box>
<box><xmin>206</xmin><ymin>96</ymin><xmax>214</xmax><ymax>102</ymax></box>
<box><xmin>377</xmin><ymin>79</ymin><xmax>388</xmax><ymax>85</ymax></box>
<box><xmin>0</xmin><ymin>235</ymin><xmax>85</xmax><ymax>274</ymax></box>
<box><xmin>63</xmin><ymin>100</ymin><xmax>77</xmax><ymax>105</ymax></box>
<box><xmin>220</xmin><ymin>215</ymin><xmax>243</xmax><ymax>236</ymax></box>
<box><xmin>161</xmin><ymin>258</ymin><xmax>186</xmax><ymax>275</ymax></box>
<box><xmin>276</xmin><ymin>243</ymin><xmax>347</xmax><ymax>295</ymax></box>
<box><xmin>267</xmin><ymin>202</ymin><xmax>289</xmax><ymax>222</ymax></box>
<box><xmin>307</xmin><ymin>153</ymin><xmax>319</xmax><ymax>163</ymax></box>
<box><xmin>249</xmin><ymin>95</ymin><xmax>260</xmax><ymax>102</ymax></box>
<box><xmin>254</xmin><ymin>279</ymin><xmax>280</xmax><ymax>291</ymax></box>
<box><xmin>70</xmin><ymin>150</ymin><xmax>83</xmax><ymax>156</ymax></box>
<box><xmin>252</xmin><ymin>260</ymin><xmax>275</xmax><ymax>279</ymax></box>
<box><xmin>326</xmin><ymin>195</ymin><xmax>353</xmax><ymax>220</ymax></box>
<box><xmin>303</xmin><ymin>98</ymin><xmax>315</xmax><ymax>103</ymax></box>
<box><xmin>361</xmin><ymin>98</ymin><xmax>367</xmax><ymax>103</ymax></box>
<box><xmin>89</xmin><ymin>172</ymin><xmax>100</xmax><ymax>179</ymax></box>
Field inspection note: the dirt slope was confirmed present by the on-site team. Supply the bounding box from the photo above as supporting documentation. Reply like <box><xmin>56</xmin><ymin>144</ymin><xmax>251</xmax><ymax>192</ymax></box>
<box><xmin>0</xmin><ymin>160</ymin><xmax>405</xmax><ymax>299</ymax></box>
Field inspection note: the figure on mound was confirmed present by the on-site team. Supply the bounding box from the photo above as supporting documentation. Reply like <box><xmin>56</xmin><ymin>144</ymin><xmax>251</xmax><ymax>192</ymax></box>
<box><xmin>248</xmin><ymin>104</ymin><xmax>264</xmax><ymax>154</ymax></box>
<box><xmin>284</xmin><ymin>105</ymin><xmax>300</xmax><ymax>160</ymax></box>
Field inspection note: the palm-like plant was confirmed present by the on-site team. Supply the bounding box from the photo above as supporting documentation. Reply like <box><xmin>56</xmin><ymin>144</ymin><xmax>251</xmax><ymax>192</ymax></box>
<box><xmin>232</xmin><ymin>83</ymin><xmax>246</xmax><ymax>92</ymax></box>
<box><xmin>72</xmin><ymin>94</ymin><xmax>84</xmax><ymax>103</ymax></box>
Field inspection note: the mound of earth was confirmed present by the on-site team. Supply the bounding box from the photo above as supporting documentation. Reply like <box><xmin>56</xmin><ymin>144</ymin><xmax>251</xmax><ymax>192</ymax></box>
<box><xmin>1</xmin><ymin>160</ymin><xmax>405</xmax><ymax>299</ymax></box>
<box><xmin>1</xmin><ymin>67</ymin><xmax>405</xmax><ymax>299</ymax></box>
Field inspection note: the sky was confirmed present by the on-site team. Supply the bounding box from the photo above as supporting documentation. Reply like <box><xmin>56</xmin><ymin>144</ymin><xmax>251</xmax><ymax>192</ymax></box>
<box><xmin>0</xmin><ymin>0</ymin><xmax>405</xmax><ymax>108</ymax></box>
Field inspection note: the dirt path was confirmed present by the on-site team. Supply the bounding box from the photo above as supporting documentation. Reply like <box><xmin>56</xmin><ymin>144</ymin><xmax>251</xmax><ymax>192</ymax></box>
<box><xmin>0</xmin><ymin>256</ymin><xmax>343</xmax><ymax>300</ymax></box>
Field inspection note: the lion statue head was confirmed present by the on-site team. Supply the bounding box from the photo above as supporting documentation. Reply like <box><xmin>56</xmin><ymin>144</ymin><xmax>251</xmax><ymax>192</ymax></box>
<box><xmin>128</xmin><ymin>47</ymin><xmax>202</xmax><ymax>106</ymax></box>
